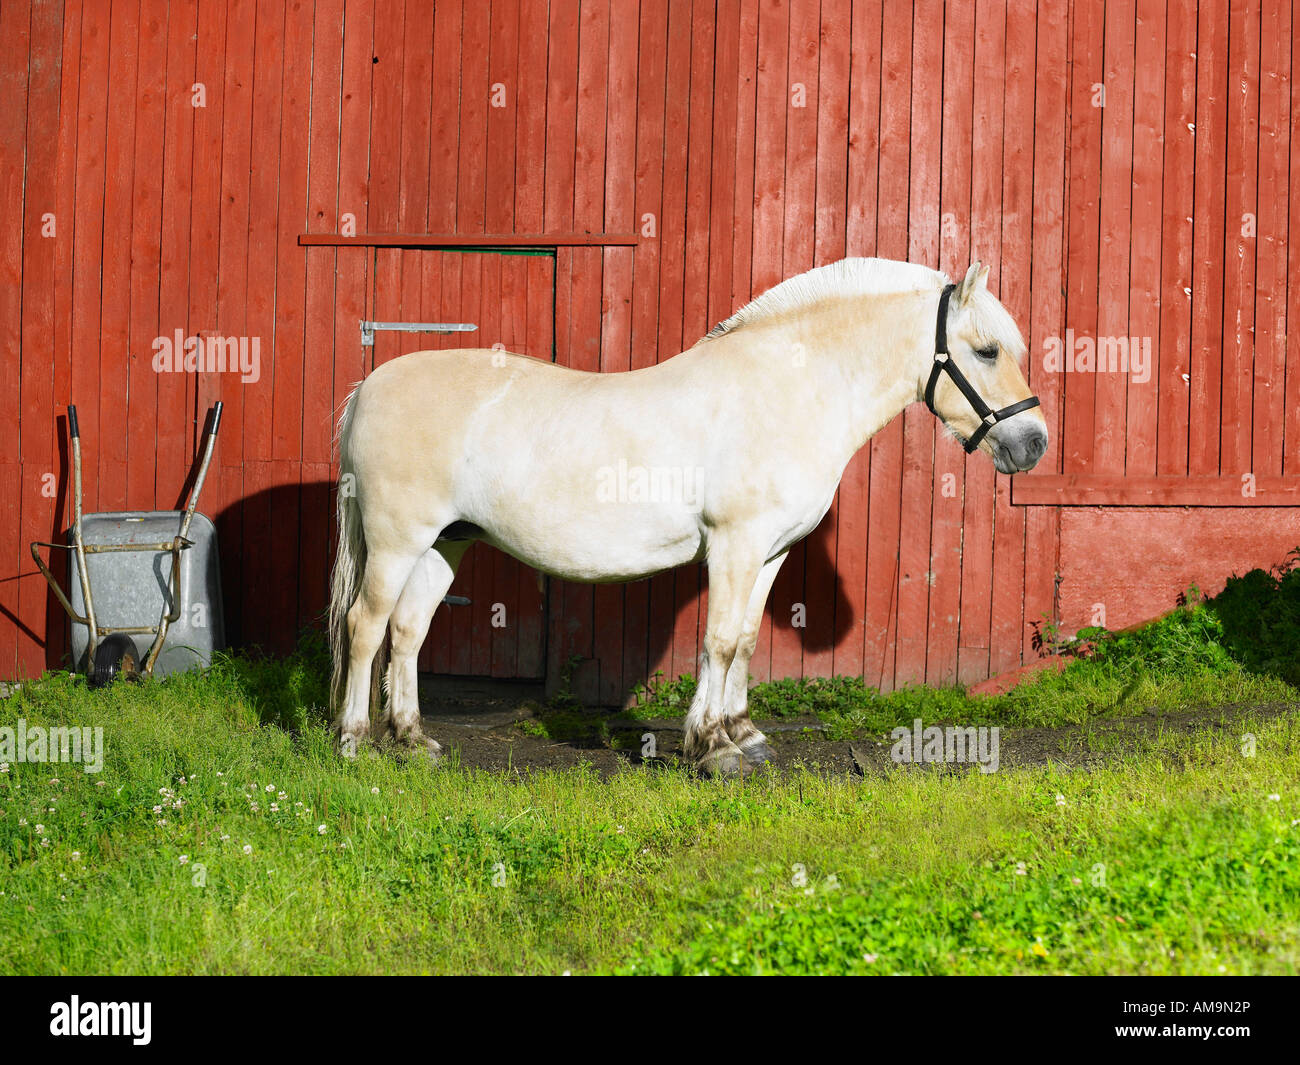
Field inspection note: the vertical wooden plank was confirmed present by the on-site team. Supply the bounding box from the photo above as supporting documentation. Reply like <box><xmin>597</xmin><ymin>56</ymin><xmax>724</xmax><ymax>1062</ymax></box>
<box><xmin>896</xmin><ymin>0</ymin><xmax>942</xmax><ymax>688</ymax></box>
<box><xmin>188</xmin><ymin>0</ymin><xmax>227</xmax><ymax>467</ymax></box>
<box><xmin>96</xmin><ymin>0</ymin><xmax>139</xmax><ymax>514</ymax></box>
<box><xmin>17</xmin><ymin>0</ymin><xmax>64</xmax><ymax>675</ymax></box>
<box><xmin>767</xmin><ymin>0</ymin><xmax>817</xmax><ymax>683</ymax></box>
<box><xmin>69</xmin><ymin>1</ymin><xmax>110</xmax><ymax>519</ymax></box>
<box><xmin>1126</xmin><ymin>0</ymin><xmax>1165</xmax><ymax>479</ymax></box>
<box><xmin>1188</xmin><ymin>0</ymin><xmax>1229</xmax><ymax>474</ymax></box>
<box><xmin>929</xmin><ymin>0</ymin><xmax>973</xmax><ymax>687</ymax></box>
<box><xmin>595</xmin><ymin>0</ymin><xmax>638</xmax><ymax>703</ymax></box>
<box><xmin>511</xmin><ymin>0</ymin><xmax>551</xmax><ymax>681</ymax></box>
<box><xmin>1252</xmin><ymin>0</ymin><xmax>1290</xmax><ymax>477</ymax></box>
<box><xmin>561</xmin><ymin>0</ymin><xmax>608</xmax><ymax>699</ymax></box>
<box><xmin>156</xmin><ymin>0</ymin><xmax>198</xmax><ymax>532</ymax></box>
<box><xmin>1093</xmin><ymin>0</ymin><xmax>1136</xmax><ymax>475</ymax></box>
<box><xmin>1287</xmin><ymin>0</ymin><xmax>1300</xmax><ymax>476</ymax></box>
<box><xmin>213</xmin><ymin>0</ymin><xmax>254</xmax><ymax>647</ymax></box>
<box><xmin>803</xmin><ymin>0</ymin><xmax>849</xmax><ymax>681</ymax></box>
<box><xmin>512</xmin><ymin>252</ymin><xmax>553</xmax><ymax>678</ymax></box>
<box><xmin>957</xmin><ymin>0</ymin><xmax>1004</xmax><ymax>687</ymax></box>
<box><xmin>989</xmin><ymin>0</ymin><xmax>1034</xmax><ymax>676</ymax></box>
<box><xmin>864</xmin><ymin>0</ymin><xmax>910</xmax><ymax>690</ymax></box>
<box><xmin>1157</xmin><ymin>0</ymin><xmax>1196</xmax><ymax>476</ymax></box>
<box><xmin>1063</xmin><ymin>0</ymin><xmax>1104</xmax><ymax>476</ymax></box>
<box><xmin>543</xmin><ymin>0</ymin><xmax>581</xmax><ymax>691</ymax></box>
<box><xmin>834</xmin><ymin>0</ymin><xmax>882</xmax><ymax>681</ymax></box>
<box><xmin>624</xmin><ymin>0</ymin><xmax>670</xmax><ymax>695</ymax></box>
<box><xmin>747</xmin><ymin>0</ymin><xmax>789</xmax><ymax>683</ymax></box>
<box><xmin>300</xmin><ymin>0</ymin><xmax>345</xmax><ymax>640</ymax></box>
<box><xmin>0</xmin><ymin>0</ymin><xmax>31</xmax><ymax>676</ymax></box>
<box><xmin>1023</xmin><ymin>0</ymin><xmax>1068</xmax><ymax>662</ymax></box>
<box><xmin>1219</xmin><ymin>0</ymin><xmax>1260</xmax><ymax>476</ymax></box>
<box><xmin>124</xmin><ymin>4</ymin><xmax>167</xmax><ymax>515</ymax></box>
<box><xmin>250</xmin><ymin>0</ymin><xmax>309</xmax><ymax>648</ymax></box>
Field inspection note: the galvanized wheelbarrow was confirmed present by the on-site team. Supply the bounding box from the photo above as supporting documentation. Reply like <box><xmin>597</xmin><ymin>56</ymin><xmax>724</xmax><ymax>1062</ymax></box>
<box><xmin>31</xmin><ymin>403</ymin><xmax>226</xmax><ymax>687</ymax></box>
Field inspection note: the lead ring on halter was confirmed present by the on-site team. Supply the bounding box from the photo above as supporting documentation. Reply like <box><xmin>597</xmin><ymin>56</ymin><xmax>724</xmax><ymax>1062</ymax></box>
<box><xmin>924</xmin><ymin>283</ymin><xmax>1041</xmax><ymax>453</ymax></box>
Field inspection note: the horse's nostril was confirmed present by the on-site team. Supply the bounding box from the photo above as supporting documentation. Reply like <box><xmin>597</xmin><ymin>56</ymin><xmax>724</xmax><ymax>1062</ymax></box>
<box><xmin>1027</xmin><ymin>432</ymin><xmax>1047</xmax><ymax>461</ymax></box>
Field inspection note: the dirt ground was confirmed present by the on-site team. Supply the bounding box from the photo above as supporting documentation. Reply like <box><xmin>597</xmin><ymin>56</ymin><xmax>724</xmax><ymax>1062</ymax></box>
<box><xmin>413</xmin><ymin>684</ymin><xmax>1300</xmax><ymax>777</ymax></box>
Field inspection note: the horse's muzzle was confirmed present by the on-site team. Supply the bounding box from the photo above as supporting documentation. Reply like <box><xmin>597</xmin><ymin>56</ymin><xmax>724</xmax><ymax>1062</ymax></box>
<box><xmin>989</xmin><ymin>422</ymin><xmax>1048</xmax><ymax>474</ymax></box>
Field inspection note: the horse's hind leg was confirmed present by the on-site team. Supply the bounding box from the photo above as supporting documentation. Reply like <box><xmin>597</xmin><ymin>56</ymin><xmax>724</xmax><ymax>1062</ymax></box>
<box><xmin>382</xmin><ymin>542</ymin><xmax>470</xmax><ymax>760</ymax></box>
<box><xmin>339</xmin><ymin>549</ymin><xmax>423</xmax><ymax>755</ymax></box>
<box><xmin>722</xmin><ymin>550</ymin><xmax>788</xmax><ymax>769</ymax></box>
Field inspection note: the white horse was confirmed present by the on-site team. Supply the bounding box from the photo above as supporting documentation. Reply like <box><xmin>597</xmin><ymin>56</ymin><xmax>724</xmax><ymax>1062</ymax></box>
<box><xmin>329</xmin><ymin>258</ymin><xmax>1047</xmax><ymax>774</ymax></box>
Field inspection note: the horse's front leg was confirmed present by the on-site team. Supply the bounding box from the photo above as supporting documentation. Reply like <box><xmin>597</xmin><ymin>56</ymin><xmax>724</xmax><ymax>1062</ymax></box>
<box><xmin>684</xmin><ymin>538</ymin><xmax>766</xmax><ymax>776</ymax></box>
<box><xmin>721</xmin><ymin>550</ymin><xmax>788</xmax><ymax>769</ymax></box>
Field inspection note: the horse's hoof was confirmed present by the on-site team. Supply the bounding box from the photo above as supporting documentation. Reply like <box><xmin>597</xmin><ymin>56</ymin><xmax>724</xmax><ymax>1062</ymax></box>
<box><xmin>424</xmin><ymin>738</ymin><xmax>444</xmax><ymax>766</ymax></box>
<box><xmin>740</xmin><ymin>740</ymin><xmax>774</xmax><ymax>770</ymax></box>
<box><xmin>337</xmin><ymin>734</ymin><xmax>363</xmax><ymax>760</ymax></box>
<box><xmin>697</xmin><ymin>747</ymin><xmax>744</xmax><ymax>777</ymax></box>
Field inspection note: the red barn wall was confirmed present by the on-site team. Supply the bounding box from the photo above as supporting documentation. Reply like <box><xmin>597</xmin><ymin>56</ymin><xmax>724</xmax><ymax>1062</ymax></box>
<box><xmin>2</xmin><ymin>0</ymin><xmax>1297</xmax><ymax>702</ymax></box>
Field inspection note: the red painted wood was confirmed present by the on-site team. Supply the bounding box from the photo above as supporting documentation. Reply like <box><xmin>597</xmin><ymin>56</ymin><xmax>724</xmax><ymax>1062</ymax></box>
<box><xmin>1157</xmin><ymin>2</ymin><xmax>1196</xmax><ymax>477</ymax></box>
<box><xmin>4</xmin><ymin>0</ymin><xmax>1298</xmax><ymax>702</ymax></box>
<box><xmin>863</xmin><ymin>0</ymin><xmax>911</xmax><ymax>691</ymax></box>
<box><xmin>930</xmin><ymin>0</ymin><xmax>974</xmax><ymax>688</ymax></box>
<box><xmin>1189</xmin><ymin>0</ymin><xmax>1230</xmax><ymax>475</ymax></box>
<box><xmin>834</xmin><ymin>0</ymin><xmax>882</xmax><ymax>682</ymax></box>
<box><xmin>1252</xmin><ymin>0</ymin><xmax>1289</xmax><ymax>479</ymax></box>
<box><xmin>990</xmin><ymin>0</ymin><xmax>1033</xmax><ymax>676</ymax></box>
<box><xmin>896</xmin><ymin>0</ymin><xmax>942</xmax><ymax>688</ymax></box>
<box><xmin>1127</xmin><ymin>0</ymin><xmax>1165</xmax><ymax>480</ymax></box>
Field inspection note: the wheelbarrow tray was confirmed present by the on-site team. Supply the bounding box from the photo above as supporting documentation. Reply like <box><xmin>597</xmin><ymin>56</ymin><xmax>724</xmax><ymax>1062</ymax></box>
<box><xmin>67</xmin><ymin>510</ymin><xmax>226</xmax><ymax>678</ymax></box>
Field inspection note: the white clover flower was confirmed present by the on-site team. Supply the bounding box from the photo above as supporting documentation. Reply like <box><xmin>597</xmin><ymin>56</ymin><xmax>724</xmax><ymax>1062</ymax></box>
<box><xmin>34</xmin><ymin>824</ymin><xmax>44</xmax><ymax>834</ymax></box>
<box><xmin>371</xmin><ymin>787</ymin><xmax>380</xmax><ymax>795</ymax></box>
<box><xmin>317</xmin><ymin>824</ymin><xmax>327</xmax><ymax>835</ymax></box>
<box><xmin>243</xmin><ymin>844</ymin><xmax>253</xmax><ymax>855</ymax></box>
<box><xmin>179</xmin><ymin>855</ymin><xmax>189</xmax><ymax>865</ymax></box>
<box><xmin>1267</xmin><ymin>794</ymin><xmax>1281</xmax><ymax>802</ymax></box>
<box><xmin>265</xmin><ymin>784</ymin><xmax>275</xmax><ymax>793</ymax></box>
<box><xmin>71</xmin><ymin>851</ymin><xmax>80</xmax><ymax>861</ymax></box>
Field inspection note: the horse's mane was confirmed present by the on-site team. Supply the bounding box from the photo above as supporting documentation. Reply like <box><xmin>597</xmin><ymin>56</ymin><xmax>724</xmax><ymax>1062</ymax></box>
<box><xmin>703</xmin><ymin>257</ymin><xmax>947</xmax><ymax>341</ymax></box>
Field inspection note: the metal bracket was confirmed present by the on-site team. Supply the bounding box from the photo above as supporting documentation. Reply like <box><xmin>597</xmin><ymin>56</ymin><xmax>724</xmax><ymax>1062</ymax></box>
<box><xmin>360</xmin><ymin>321</ymin><xmax>477</xmax><ymax>346</ymax></box>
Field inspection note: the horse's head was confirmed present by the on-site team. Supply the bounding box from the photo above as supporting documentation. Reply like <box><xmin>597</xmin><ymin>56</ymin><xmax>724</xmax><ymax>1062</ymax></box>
<box><xmin>924</xmin><ymin>262</ymin><xmax>1048</xmax><ymax>474</ymax></box>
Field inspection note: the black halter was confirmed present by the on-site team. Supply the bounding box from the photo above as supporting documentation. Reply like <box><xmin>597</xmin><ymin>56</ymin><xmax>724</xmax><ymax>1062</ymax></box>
<box><xmin>924</xmin><ymin>283</ymin><xmax>1041</xmax><ymax>453</ymax></box>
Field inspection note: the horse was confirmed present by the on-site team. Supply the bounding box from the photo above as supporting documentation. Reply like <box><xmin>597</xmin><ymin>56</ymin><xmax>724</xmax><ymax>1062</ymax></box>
<box><xmin>328</xmin><ymin>258</ymin><xmax>1047</xmax><ymax>774</ymax></box>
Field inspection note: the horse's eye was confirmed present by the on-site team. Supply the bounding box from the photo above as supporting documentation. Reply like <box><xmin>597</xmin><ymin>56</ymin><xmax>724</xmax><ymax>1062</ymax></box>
<box><xmin>975</xmin><ymin>345</ymin><xmax>999</xmax><ymax>361</ymax></box>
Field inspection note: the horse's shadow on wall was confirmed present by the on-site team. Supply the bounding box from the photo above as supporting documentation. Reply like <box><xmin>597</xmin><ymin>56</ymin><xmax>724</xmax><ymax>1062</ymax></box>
<box><xmin>215</xmin><ymin>481</ymin><xmax>856</xmax><ymax>707</ymax></box>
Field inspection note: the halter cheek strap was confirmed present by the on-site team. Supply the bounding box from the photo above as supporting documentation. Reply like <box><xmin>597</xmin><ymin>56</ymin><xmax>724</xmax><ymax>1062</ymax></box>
<box><xmin>924</xmin><ymin>283</ymin><xmax>1041</xmax><ymax>454</ymax></box>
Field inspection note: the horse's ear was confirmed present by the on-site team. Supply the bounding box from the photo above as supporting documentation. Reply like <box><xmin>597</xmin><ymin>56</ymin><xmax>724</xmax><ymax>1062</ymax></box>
<box><xmin>957</xmin><ymin>261</ymin><xmax>991</xmax><ymax>305</ymax></box>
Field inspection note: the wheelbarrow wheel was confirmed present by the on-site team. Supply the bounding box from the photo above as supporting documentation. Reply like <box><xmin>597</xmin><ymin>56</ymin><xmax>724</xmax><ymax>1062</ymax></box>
<box><xmin>89</xmin><ymin>634</ymin><xmax>143</xmax><ymax>689</ymax></box>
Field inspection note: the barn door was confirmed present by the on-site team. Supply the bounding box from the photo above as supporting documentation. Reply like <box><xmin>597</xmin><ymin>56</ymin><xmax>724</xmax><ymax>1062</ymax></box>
<box><xmin>368</xmin><ymin>248</ymin><xmax>554</xmax><ymax>679</ymax></box>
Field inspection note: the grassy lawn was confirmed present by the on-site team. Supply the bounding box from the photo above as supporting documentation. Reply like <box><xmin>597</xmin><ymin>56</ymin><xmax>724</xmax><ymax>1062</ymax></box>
<box><xmin>1</xmin><ymin>561</ymin><xmax>1298</xmax><ymax>975</ymax></box>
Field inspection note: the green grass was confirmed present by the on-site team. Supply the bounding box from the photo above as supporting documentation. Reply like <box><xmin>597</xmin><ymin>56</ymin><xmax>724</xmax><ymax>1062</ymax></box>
<box><xmin>1</xmin><ymin>655</ymin><xmax>1298</xmax><ymax>974</ymax></box>
<box><xmin>2</xmin><ymin>559</ymin><xmax>1298</xmax><ymax>974</ymax></box>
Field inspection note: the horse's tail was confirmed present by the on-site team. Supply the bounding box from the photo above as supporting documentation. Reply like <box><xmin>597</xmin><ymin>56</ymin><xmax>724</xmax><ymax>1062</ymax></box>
<box><xmin>328</xmin><ymin>384</ymin><xmax>389</xmax><ymax>724</ymax></box>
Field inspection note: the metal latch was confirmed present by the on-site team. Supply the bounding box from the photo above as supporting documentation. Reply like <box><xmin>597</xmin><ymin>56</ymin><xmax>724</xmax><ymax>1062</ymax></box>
<box><xmin>360</xmin><ymin>321</ymin><xmax>477</xmax><ymax>346</ymax></box>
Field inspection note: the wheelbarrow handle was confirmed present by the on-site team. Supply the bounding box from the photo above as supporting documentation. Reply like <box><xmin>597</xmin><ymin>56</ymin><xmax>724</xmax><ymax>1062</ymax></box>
<box><xmin>207</xmin><ymin>401</ymin><xmax>223</xmax><ymax>437</ymax></box>
<box><xmin>67</xmin><ymin>404</ymin><xmax>79</xmax><ymax>439</ymax></box>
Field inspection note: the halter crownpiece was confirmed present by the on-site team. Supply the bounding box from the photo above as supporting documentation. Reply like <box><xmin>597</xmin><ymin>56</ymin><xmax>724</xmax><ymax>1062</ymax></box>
<box><xmin>924</xmin><ymin>282</ymin><xmax>1041</xmax><ymax>454</ymax></box>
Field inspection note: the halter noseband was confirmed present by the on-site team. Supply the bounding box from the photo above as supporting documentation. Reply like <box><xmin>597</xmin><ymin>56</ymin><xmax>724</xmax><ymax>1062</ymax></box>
<box><xmin>924</xmin><ymin>283</ymin><xmax>1041</xmax><ymax>453</ymax></box>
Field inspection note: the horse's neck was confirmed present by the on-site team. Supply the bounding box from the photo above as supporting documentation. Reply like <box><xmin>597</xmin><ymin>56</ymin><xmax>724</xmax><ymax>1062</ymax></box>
<box><xmin>771</xmin><ymin>293</ymin><xmax>928</xmax><ymax>461</ymax></box>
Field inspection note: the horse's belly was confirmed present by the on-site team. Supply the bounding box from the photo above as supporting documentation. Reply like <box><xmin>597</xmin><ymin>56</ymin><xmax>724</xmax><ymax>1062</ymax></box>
<box><xmin>479</xmin><ymin>506</ymin><xmax>704</xmax><ymax>584</ymax></box>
